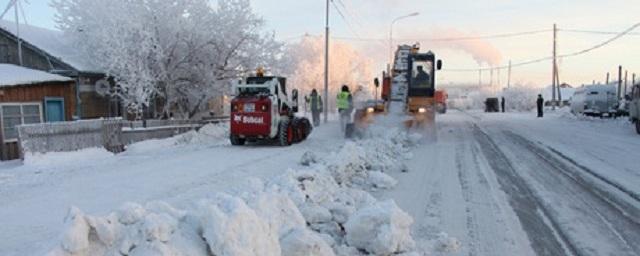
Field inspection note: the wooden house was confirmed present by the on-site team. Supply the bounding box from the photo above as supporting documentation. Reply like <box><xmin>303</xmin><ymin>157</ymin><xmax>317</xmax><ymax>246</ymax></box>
<box><xmin>0</xmin><ymin>20</ymin><xmax>121</xmax><ymax>120</ymax></box>
<box><xmin>0</xmin><ymin>64</ymin><xmax>76</xmax><ymax>160</ymax></box>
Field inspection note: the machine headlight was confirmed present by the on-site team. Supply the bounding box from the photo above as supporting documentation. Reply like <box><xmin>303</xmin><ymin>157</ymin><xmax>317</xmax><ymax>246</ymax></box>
<box><xmin>367</xmin><ymin>107</ymin><xmax>375</xmax><ymax>113</ymax></box>
<box><xmin>418</xmin><ymin>107</ymin><xmax>426</xmax><ymax>113</ymax></box>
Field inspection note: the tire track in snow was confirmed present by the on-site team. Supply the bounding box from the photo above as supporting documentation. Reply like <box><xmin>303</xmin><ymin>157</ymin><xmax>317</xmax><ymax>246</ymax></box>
<box><xmin>450</xmin><ymin>119</ymin><xmax>532</xmax><ymax>256</ymax></box>
<box><xmin>545</xmin><ymin>145</ymin><xmax>640</xmax><ymax>204</ymax></box>
<box><xmin>472</xmin><ymin>125</ymin><xmax>578</xmax><ymax>256</ymax></box>
<box><xmin>503</xmin><ymin>131</ymin><xmax>640</xmax><ymax>255</ymax></box>
<box><xmin>454</xmin><ymin>127</ymin><xmax>480</xmax><ymax>256</ymax></box>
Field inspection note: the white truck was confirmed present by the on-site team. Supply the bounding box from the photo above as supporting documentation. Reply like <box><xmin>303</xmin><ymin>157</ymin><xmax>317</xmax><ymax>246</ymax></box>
<box><xmin>570</xmin><ymin>84</ymin><xmax>618</xmax><ymax>117</ymax></box>
<box><xmin>630</xmin><ymin>83</ymin><xmax>640</xmax><ymax>134</ymax></box>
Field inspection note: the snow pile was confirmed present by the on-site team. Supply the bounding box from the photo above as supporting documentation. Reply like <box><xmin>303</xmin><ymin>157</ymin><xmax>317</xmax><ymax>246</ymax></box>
<box><xmin>174</xmin><ymin>123</ymin><xmax>229</xmax><ymax>146</ymax></box>
<box><xmin>321</xmin><ymin>127</ymin><xmax>413</xmax><ymax>189</ymax></box>
<box><xmin>23</xmin><ymin>147</ymin><xmax>113</xmax><ymax>168</ymax></box>
<box><xmin>280</xmin><ymin>228</ymin><xmax>336</xmax><ymax>256</ymax></box>
<box><xmin>48</xmin><ymin>126</ymin><xmax>420</xmax><ymax>256</ymax></box>
<box><xmin>126</xmin><ymin>123</ymin><xmax>229</xmax><ymax>154</ymax></box>
<box><xmin>344</xmin><ymin>200</ymin><xmax>415</xmax><ymax>255</ymax></box>
<box><xmin>48</xmin><ymin>169</ymin><xmax>415</xmax><ymax>256</ymax></box>
<box><xmin>360</xmin><ymin>126</ymin><xmax>414</xmax><ymax>173</ymax></box>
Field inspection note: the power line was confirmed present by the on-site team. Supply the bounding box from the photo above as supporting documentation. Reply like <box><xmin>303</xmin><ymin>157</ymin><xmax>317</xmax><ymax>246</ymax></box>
<box><xmin>442</xmin><ymin>22</ymin><xmax>640</xmax><ymax>72</ymax></box>
<box><xmin>334</xmin><ymin>0</ymin><xmax>365</xmax><ymax>29</ymax></box>
<box><xmin>325</xmin><ymin>29</ymin><xmax>552</xmax><ymax>42</ymax></box>
<box><xmin>559</xmin><ymin>22</ymin><xmax>640</xmax><ymax>58</ymax></box>
<box><xmin>330</xmin><ymin>0</ymin><xmax>361</xmax><ymax>38</ymax></box>
<box><xmin>559</xmin><ymin>28</ymin><xmax>640</xmax><ymax>36</ymax></box>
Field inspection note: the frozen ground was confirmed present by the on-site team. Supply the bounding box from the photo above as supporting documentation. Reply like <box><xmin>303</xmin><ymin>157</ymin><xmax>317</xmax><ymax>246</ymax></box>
<box><xmin>1</xmin><ymin>107</ymin><xmax>639</xmax><ymax>255</ymax></box>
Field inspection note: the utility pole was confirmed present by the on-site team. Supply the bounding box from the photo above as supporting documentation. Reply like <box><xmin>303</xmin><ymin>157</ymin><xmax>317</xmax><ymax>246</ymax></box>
<box><xmin>323</xmin><ymin>0</ymin><xmax>329</xmax><ymax>123</ymax></box>
<box><xmin>556</xmin><ymin>67</ymin><xmax>562</xmax><ymax>102</ymax></box>
<box><xmin>490</xmin><ymin>68</ymin><xmax>493</xmax><ymax>87</ymax></box>
<box><xmin>633</xmin><ymin>73</ymin><xmax>636</xmax><ymax>86</ymax></box>
<box><xmin>624</xmin><ymin>70</ymin><xmax>628</xmax><ymax>96</ymax></box>
<box><xmin>507</xmin><ymin>60</ymin><xmax>512</xmax><ymax>89</ymax></box>
<box><xmin>606</xmin><ymin>72</ymin><xmax>610</xmax><ymax>84</ymax></box>
<box><xmin>551</xmin><ymin>23</ymin><xmax>557</xmax><ymax>110</ymax></box>
<box><xmin>618</xmin><ymin>65</ymin><xmax>622</xmax><ymax>100</ymax></box>
<box><xmin>478</xmin><ymin>69</ymin><xmax>482</xmax><ymax>87</ymax></box>
<box><xmin>10</xmin><ymin>0</ymin><xmax>23</xmax><ymax>66</ymax></box>
<box><xmin>497</xmin><ymin>67</ymin><xmax>501</xmax><ymax>89</ymax></box>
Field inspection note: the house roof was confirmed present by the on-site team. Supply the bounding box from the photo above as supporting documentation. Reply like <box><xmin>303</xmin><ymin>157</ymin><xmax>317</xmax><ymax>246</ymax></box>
<box><xmin>540</xmin><ymin>84</ymin><xmax>576</xmax><ymax>100</ymax></box>
<box><xmin>0</xmin><ymin>19</ymin><xmax>100</xmax><ymax>72</ymax></box>
<box><xmin>0</xmin><ymin>64</ymin><xmax>73</xmax><ymax>88</ymax></box>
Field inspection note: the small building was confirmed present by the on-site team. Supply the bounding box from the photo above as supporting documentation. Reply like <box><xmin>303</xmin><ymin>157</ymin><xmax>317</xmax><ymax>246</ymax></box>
<box><xmin>541</xmin><ymin>83</ymin><xmax>575</xmax><ymax>106</ymax></box>
<box><xmin>0</xmin><ymin>64</ymin><xmax>75</xmax><ymax>160</ymax></box>
<box><xmin>0</xmin><ymin>20</ymin><xmax>121</xmax><ymax>119</ymax></box>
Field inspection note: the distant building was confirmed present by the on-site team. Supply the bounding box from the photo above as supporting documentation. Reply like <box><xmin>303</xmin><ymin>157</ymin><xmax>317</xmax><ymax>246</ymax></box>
<box><xmin>541</xmin><ymin>83</ymin><xmax>575</xmax><ymax>106</ymax></box>
<box><xmin>0</xmin><ymin>20</ymin><xmax>121</xmax><ymax>119</ymax></box>
<box><xmin>0</xmin><ymin>64</ymin><xmax>76</xmax><ymax>160</ymax></box>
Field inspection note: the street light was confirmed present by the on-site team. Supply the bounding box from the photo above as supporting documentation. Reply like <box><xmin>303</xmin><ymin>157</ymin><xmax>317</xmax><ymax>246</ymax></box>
<box><xmin>389</xmin><ymin>12</ymin><xmax>420</xmax><ymax>71</ymax></box>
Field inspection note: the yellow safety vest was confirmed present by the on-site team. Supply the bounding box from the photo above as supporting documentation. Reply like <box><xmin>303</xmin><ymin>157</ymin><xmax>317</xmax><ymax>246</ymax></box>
<box><xmin>337</xmin><ymin>91</ymin><xmax>350</xmax><ymax>110</ymax></box>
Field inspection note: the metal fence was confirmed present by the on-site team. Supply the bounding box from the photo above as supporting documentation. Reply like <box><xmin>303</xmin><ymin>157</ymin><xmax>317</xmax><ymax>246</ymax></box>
<box><xmin>16</xmin><ymin>117</ymin><xmax>229</xmax><ymax>158</ymax></box>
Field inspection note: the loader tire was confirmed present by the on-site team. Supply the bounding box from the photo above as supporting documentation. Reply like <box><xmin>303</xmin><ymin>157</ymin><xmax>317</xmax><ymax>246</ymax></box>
<box><xmin>278</xmin><ymin>119</ymin><xmax>293</xmax><ymax>146</ymax></box>
<box><xmin>301</xmin><ymin>118</ymin><xmax>312</xmax><ymax>139</ymax></box>
<box><xmin>230</xmin><ymin>135</ymin><xmax>245</xmax><ymax>146</ymax></box>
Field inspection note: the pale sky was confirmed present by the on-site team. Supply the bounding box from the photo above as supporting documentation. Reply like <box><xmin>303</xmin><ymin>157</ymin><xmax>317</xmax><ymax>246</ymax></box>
<box><xmin>2</xmin><ymin>0</ymin><xmax>640</xmax><ymax>87</ymax></box>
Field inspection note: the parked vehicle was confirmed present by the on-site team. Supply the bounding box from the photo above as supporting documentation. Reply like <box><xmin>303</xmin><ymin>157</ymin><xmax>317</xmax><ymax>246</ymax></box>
<box><xmin>570</xmin><ymin>84</ymin><xmax>618</xmax><ymax>117</ymax></box>
<box><xmin>630</xmin><ymin>83</ymin><xmax>640</xmax><ymax>134</ymax></box>
<box><xmin>485</xmin><ymin>98</ymin><xmax>500</xmax><ymax>112</ymax></box>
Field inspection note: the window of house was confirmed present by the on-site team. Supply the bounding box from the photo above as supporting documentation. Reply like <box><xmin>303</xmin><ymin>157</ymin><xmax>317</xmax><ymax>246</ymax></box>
<box><xmin>0</xmin><ymin>44</ymin><xmax>8</xmax><ymax>62</ymax></box>
<box><xmin>1</xmin><ymin>103</ymin><xmax>43</xmax><ymax>142</ymax></box>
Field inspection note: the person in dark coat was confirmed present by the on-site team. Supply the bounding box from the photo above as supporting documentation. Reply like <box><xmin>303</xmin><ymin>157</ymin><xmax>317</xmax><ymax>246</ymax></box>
<box><xmin>501</xmin><ymin>97</ymin><xmax>506</xmax><ymax>113</ymax></box>
<box><xmin>306</xmin><ymin>89</ymin><xmax>323</xmax><ymax>127</ymax></box>
<box><xmin>536</xmin><ymin>94</ymin><xmax>544</xmax><ymax>117</ymax></box>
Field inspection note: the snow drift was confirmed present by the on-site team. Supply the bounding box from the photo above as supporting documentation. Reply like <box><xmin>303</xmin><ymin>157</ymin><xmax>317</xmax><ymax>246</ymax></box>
<box><xmin>47</xmin><ymin>125</ymin><xmax>418</xmax><ymax>255</ymax></box>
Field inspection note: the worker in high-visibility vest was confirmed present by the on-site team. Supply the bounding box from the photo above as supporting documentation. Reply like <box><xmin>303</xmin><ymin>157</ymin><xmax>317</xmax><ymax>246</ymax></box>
<box><xmin>337</xmin><ymin>85</ymin><xmax>353</xmax><ymax>131</ymax></box>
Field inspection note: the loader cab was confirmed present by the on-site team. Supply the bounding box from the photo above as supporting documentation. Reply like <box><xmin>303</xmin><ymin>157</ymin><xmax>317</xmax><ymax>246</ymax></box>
<box><xmin>407</xmin><ymin>52</ymin><xmax>442</xmax><ymax>98</ymax></box>
<box><xmin>235</xmin><ymin>76</ymin><xmax>299</xmax><ymax>115</ymax></box>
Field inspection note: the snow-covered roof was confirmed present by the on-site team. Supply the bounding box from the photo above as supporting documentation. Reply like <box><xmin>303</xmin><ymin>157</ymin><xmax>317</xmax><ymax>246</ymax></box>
<box><xmin>540</xmin><ymin>84</ymin><xmax>576</xmax><ymax>100</ymax></box>
<box><xmin>0</xmin><ymin>20</ymin><xmax>99</xmax><ymax>72</ymax></box>
<box><xmin>0</xmin><ymin>64</ymin><xmax>73</xmax><ymax>87</ymax></box>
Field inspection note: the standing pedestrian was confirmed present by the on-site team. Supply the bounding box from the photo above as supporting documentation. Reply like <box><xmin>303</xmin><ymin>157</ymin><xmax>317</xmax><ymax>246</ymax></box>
<box><xmin>307</xmin><ymin>89</ymin><xmax>323</xmax><ymax>127</ymax></box>
<box><xmin>337</xmin><ymin>85</ymin><xmax>353</xmax><ymax>132</ymax></box>
<box><xmin>501</xmin><ymin>96</ymin><xmax>506</xmax><ymax>113</ymax></box>
<box><xmin>536</xmin><ymin>94</ymin><xmax>544</xmax><ymax>117</ymax></box>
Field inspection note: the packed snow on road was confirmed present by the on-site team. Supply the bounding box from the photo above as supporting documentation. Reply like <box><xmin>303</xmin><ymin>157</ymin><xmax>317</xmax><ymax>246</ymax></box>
<box><xmin>1</xmin><ymin>105</ymin><xmax>639</xmax><ymax>256</ymax></box>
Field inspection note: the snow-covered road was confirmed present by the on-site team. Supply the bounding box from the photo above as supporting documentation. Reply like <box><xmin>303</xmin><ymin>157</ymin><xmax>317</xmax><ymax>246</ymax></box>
<box><xmin>380</xmin><ymin>108</ymin><xmax>640</xmax><ymax>255</ymax></box>
<box><xmin>1</xmin><ymin>108</ymin><xmax>639</xmax><ymax>255</ymax></box>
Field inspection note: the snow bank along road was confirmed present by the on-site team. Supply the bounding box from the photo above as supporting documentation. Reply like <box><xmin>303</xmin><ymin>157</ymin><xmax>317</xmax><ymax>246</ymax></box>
<box><xmin>378</xmin><ymin>109</ymin><xmax>640</xmax><ymax>256</ymax></box>
<box><xmin>0</xmin><ymin>122</ymin><xmax>347</xmax><ymax>255</ymax></box>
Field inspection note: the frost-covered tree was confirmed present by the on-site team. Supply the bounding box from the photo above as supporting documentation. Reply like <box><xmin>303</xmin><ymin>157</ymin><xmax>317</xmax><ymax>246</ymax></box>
<box><xmin>52</xmin><ymin>0</ymin><xmax>283</xmax><ymax>118</ymax></box>
<box><xmin>283</xmin><ymin>36</ymin><xmax>374</xmax><ymax>112</ymax></box>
